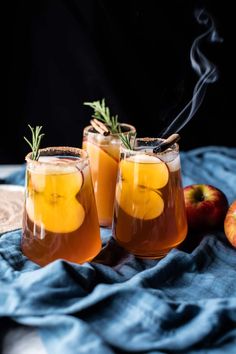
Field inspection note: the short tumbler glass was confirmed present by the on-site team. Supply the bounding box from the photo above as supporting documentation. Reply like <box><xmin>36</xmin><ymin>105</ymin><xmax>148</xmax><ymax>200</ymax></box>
<box><xmin>22</xmin><ymin>147</ymin><xmax>101</xmax><ymax>266</ymax></box>
<box><xmin>113</xmin><ymin>138</ymin><xmax>188</xmax><ymax>258</ymax></box>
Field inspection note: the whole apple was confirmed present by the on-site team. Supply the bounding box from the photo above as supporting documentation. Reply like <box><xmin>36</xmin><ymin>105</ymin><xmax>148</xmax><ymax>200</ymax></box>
<box><xmin>184</xmin><ymin>184</ymin><xmax>228</xmax><ymax>231</ymax></box>
<box><xmin>224</xmin><ymin>201</ymin><xmax>236</xmax><ymax>248</ymax></box>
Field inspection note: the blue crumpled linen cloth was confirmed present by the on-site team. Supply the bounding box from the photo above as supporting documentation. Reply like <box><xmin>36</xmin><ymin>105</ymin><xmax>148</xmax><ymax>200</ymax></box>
<box><xmin>0</xmin><ymin>146</ymin><xmax>236</xmax><ymax>354</ymax></box>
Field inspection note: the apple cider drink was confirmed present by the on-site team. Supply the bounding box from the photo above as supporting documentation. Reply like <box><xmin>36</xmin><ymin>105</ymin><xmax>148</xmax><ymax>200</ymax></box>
<box><xmin>83</xmin><ymin>124</ymin><xmax>136</xmax><ymax>227</ymax></box>
<box><xmin>113</xmin><ymin>138</ymin><xmax>188</xmax><ymax>258</ymax></box>
<box><xmin>22</xmin><ymin>147</ymin><xmax>101</xmax><ymax>266</ymax></box>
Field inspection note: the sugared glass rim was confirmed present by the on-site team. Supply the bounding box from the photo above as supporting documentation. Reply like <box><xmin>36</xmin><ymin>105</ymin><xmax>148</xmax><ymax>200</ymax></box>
<box><xmin>25</xmin><ymin>146</ymin><xmax>88</xmax><ymax>166</ymax></box>
<box><xmin>83</xmin><ymin>123</ymin><xmax>136</xmax><ymax>136</ymax></box>
<box><xmin>121</xmin><ymin>137</ymin><xmax>179</xmax><ymax>156</ymax></box>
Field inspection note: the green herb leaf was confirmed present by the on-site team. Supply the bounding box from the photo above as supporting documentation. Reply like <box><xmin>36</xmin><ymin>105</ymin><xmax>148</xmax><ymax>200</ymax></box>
<box><xmin>24</xmin><ymin>125</ymin><xmax>44</xmax><ymax>160</ymax></box>
<box><xmin>83</xmin><ymin>99</ymin><xmax>119</xmax><ymax>133</ymax></box>
<box><xmin>119</xmin><ymin>131</ymin><xmax>136</xmax><ymax>150</ymax></box>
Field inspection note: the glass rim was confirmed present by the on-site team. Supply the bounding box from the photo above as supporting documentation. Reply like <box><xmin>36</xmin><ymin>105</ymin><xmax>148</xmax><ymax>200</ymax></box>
<box><xmin>25</xmin><ymin>146</ymin><xmax>88</xmax><ymax>166</ymax></box>
<box><xmin>83</xmin><ymin>123</ymin><xmax>136</xmax><ymax>136</ymax></box>
<box><xmin>121</xmin><ymin>137</ymin><xmax>179</xmax><ymax>155</ymax></box>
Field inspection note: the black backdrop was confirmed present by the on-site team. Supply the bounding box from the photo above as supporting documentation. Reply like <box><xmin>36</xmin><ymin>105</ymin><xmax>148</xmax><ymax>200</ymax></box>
<box><xmin>4</xmin><ymin>0</ymin><xmax>232</xmax><ymax>163</ymax></box>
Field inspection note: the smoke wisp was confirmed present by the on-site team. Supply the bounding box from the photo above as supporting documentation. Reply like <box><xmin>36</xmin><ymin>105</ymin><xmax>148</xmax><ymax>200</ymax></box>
<box><xmin>160</xmin><ymin>9</ymin><xmax>223</xmax><ymax>138</ymax></box>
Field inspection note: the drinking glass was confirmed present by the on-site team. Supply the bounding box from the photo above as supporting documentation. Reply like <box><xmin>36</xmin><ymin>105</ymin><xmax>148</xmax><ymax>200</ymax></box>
<box><xmin>22</xmin><ymin>147</ymin><xmax>101</xmax><ymax>266</ymax></box>
<box><xmin>83</xmin><ymin>123</ymin><xmax>136</xmax><ymax>227</ymax></box>
<box><xmin>113</xmin><ymin>138</ymin><xmax>188</xmax><ymax>258</ymax></box>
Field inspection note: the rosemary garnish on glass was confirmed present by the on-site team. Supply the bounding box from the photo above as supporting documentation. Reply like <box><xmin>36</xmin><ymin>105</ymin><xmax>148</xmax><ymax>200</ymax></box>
<box><xmin>24</xmin><ymin>125</ymin><xmax>44</xmax><ymax>161</ymax></box>
<box><xmin>83</xmin><ymin>99</ymin><xmax>119</xmax><ymax>134</ymax></box>
<box><xmin>119</xmin><ymin>132</ymin><xmax>136</xmax><ymax>150</ymax></box>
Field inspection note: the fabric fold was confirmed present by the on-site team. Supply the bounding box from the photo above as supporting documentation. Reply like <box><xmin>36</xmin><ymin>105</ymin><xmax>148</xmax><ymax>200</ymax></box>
<box><xmin>1</xmin><ymin>147</ymin><xmax>236</xmax><ymax>353</ymax></box>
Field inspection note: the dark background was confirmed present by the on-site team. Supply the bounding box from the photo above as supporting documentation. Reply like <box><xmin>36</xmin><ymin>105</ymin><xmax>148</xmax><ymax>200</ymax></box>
<box><xmin>4</xmin><ymin>0</ymin><xmax>232</xmax><ymax>163</ymax></box>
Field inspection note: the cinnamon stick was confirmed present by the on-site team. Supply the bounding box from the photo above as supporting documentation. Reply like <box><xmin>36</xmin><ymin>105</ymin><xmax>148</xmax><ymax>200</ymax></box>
<box><xmin>90</xmin><ymin>118</ymin><xmax>110</xmax><ymax>136</ymax></box>
<box><xmin>153</xmin><ymin>134</ymin><xmax>180</xmax><ymax>153</ymax></box>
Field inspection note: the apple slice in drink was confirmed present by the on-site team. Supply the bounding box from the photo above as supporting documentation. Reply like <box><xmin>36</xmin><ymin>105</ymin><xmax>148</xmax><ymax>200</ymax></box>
<box><xmin>30</xmin><ymin>157</ymin><xmax>85</xmax><ymax>193</ymax></box>
<box><xmin>26</xmin><ymin>169</ymin><xmax>85</xmax><ymax>233</ymax></box>
<box><xmin>26</xmin><ymin>195</ymin><xmax>85</xmax><ymax>234</ymax></box>
<box><xmin>83</xmin><ymin>140</ymin><xmax>119</xmax><ymax>164</ymax></box>
<box><xmin>83</xmin><ymin>140</ymin><xmax>120</xmax><ymax>223</ymax></box>
<box><xmin>116</xmin><ymin>154</ymin><xmax>169</xmax><ymax>220</ymax></box>
<box><xmin>84</xmin><ymin>140</ymin><xmax>118</xmax><ymax>187</ymax></box>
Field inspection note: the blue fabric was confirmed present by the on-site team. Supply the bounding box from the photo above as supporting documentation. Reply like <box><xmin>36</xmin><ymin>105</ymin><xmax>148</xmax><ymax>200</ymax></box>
<box><xmin>1</xmin><ymin>165</ymin><xmax>25</xmax><ymax>186</ymax></box>
<box><xmin>1</xmin><ymin>146</ymin><xmax>236</xmax><ymax>354</ymax></box>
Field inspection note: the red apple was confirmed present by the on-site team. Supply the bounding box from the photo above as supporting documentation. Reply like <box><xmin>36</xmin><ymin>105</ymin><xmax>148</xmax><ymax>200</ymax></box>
<box><xmin>224</xmin><ymin>201</ymin><xmax>236</xmax><ymax>247</ymax></box>
<box><xmin>184</xmin><ymin>184</ymin><xmax>228</xmax><ymax>231</ymax></box>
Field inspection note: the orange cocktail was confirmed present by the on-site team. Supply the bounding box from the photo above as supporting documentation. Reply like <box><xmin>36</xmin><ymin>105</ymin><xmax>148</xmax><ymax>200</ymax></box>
<box><xmin>83</xmin><ymin>124</ymin><xmax>136</xmax><ymax>227</ymax></box>
<box><xmin>113</xmin><ymin>138</ymin><xmax>188</xmax><ymax>258</ymax></box>
<box><xmin>22</xmin><ymin>147</ymin><xmax>101</xmax><ymax>266</ymax></box>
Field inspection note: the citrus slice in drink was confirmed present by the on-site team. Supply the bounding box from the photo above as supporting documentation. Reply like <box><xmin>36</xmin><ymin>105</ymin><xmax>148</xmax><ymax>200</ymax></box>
<box><xmin>116</xmin><ymin>154</ymin><xmax>169</xmax><ymax>220</ymax></box>
<box><xmin>27</xmin><ymin>170</ymin><xmax>85</xmax><ymax>233</ymax></box>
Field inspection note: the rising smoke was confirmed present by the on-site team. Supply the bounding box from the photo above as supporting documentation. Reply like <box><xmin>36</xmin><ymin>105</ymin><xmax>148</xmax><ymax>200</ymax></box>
<box><xmin>160</xmin><ymin>9</ymin><xmax>223</xmax><ymax>138</ymax></box>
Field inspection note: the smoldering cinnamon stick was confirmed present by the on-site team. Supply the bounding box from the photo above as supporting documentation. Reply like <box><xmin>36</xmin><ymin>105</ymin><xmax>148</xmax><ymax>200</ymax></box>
<box><xmin>153</xmin><ymin>134</ymin><xmax>180</xmax><ymax>153</ymax></box>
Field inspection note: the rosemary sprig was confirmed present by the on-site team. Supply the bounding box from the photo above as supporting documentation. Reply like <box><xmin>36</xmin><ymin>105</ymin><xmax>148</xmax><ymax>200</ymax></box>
<box><xmin>24</xmin><ymin>125</ymin><xmax>44</xmax><ymax>160</ymax></box>
<box><xmin>119</xmin><ymin>132</ymin><xmax>136</xmax><ymax>150</ymax></box>
<box><xmin>83</xmin><ymin>99</ymin><xmax>119</xmax><ymax>134</ymax></box>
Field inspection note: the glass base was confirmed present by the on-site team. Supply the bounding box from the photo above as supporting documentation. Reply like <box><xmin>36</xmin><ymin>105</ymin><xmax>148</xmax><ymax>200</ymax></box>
<box><xmin>99</xmin><ymin>218</ymin><xmax>112</xmax><ymax>228</ymax></box>
<box><xmin>100</xmin><ymin>223</ymin><xmax>112</xmax><ymax>228</ymax></box>
<box><xmin>115</xmin><ymin>238</ymin><xmax>186</xmax><ymax>260</ymax></box>
<box><xmin>21</xmin><ymin>242</ymin><xmax>102</xmax><ymax>267</ymax></box>
<box><xmin>135</xmin><ymin>247</ymin><xmax>173</xmax><ymax>259</ymax></box>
